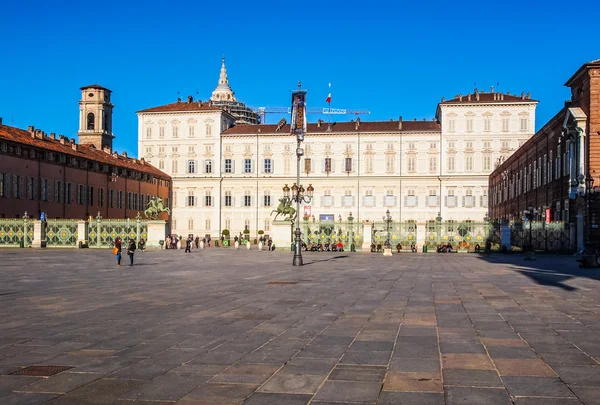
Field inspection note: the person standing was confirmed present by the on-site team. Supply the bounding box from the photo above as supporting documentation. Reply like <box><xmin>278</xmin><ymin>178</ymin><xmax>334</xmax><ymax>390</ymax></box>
<box><xmin>115</xmin><ymin>237</ymin><xmax>122</xmax><ymax>266</ymax></box>
<box><xmin>127</xmin><ymin>239</ymin><xmax>136</xmax><ymax>266</ymax></box>
<box><xmin>194</xmin><ymin>235</ymin><xmax>199</xmax><ymax>249</ymax></box>
<box><xmin>185</xmin><ymin>236</ymin><xmax>192</xmax><ymax>253</ymax></box>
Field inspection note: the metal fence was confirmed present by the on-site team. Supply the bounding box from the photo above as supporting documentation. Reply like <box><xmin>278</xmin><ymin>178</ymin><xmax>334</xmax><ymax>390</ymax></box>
<box><xmin>46</xmin><ymin>219</ymin><xmax>78</xmax><ymax>247</ymax></box>
<box><xmin>510</xmin><ymin>221</ymin><xmax>571</xmax><ymax>253</ymax></box>
<box><xmin>87</xmin><ymin>213</ymin><xmax>148</xmax><ymax>248</ymax></box>
<box><xmin>372</xmin><ymin>221</ymin><xmax>417</xmax><ymax>250</ymax></box>
<box><xmin>302</xmin><ymin>217</ymin><xmax>363</xmax><ymax>250</ymax></box>
<box><xmin>0</xmin><ymin>217</ymin><xmax>32</xmax><ymax>247</ymax></box>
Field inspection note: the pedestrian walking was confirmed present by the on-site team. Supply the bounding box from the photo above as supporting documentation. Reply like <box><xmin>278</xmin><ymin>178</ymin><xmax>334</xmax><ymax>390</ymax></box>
<box><xmin>194</xmin><ymin>236</ymin><xmax>199</xmax><ymax>249</ymax></box>
<box><xmin>220</xmin><ymin>235</ymin><xmax>224</xmax><ymax>248</ymax></box>
<box><xmin>185</xmin><ymin>236</ymin><xmax>192</xmax><ymax>253</ymax></box>
<box><xmin>165</xmin><ymin>235</ymin><xmax>171</xmax><ymax>250</ymax></box>
<box><xmin>127</xmin><ymin>239</ymin><xmax>136</xmax><ymax>266</ymax></box>
<box><xmin>207</xmin><ymin>236</ymin><xmax>211</xmax><ymax>247</ymax></box>
<box><xmin>267</xmin><ymin>238</ymin><xmax>273</xmax><ymax>251</ymax></box>
<box><xmin>115</xmin><ymin>237</ymin><xmax>122</xmax><ymax>266</ymax></box>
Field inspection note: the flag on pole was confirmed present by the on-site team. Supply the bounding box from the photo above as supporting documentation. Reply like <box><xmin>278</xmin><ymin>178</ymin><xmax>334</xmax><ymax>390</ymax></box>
<box><xmin>325</xmin><ymin>82</ymin><xmax>331</xmax><ymax>103</ymax></box>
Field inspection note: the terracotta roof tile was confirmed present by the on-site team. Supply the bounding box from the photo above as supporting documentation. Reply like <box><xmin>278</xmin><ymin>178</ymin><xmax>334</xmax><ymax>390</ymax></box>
<box><xmin>440</xmin><ymin>92</ymin><xmax>538</xmax><ymax>104</ymax></box>
<box><xmin>222</xmin><ymin>120</ymin><xmax>440</xmax><ymax>135</ymax></box>
<box><xmin>137</xmin><ymin>100</ymin><xmax>225</xmax><ymax>113</ymax></box>
<box><xmin>0</xmin><ymin>124</ymin><xmax>169</xmax><ymax>179</ymax></box>
<box><xmin>80</xmin><ymin>84</ymin><xmax>111</xmax><ymax>92</ymax></box>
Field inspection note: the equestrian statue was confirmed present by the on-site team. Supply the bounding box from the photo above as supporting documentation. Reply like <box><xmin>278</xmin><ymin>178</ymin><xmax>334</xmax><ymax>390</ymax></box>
<box><xmin>270</xmin><ymin>197</ymin><xmax>296</xmax><ymax>222</ymax></box>
<box><xmin>144</xmin><ymin>196</ymin><xmax>171</xmax><ymax>220</ymax></box>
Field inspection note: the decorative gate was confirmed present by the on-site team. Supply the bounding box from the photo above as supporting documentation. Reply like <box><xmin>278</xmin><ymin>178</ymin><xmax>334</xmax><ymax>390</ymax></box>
<box><xmin>87</xmin><ymin>213</ymin><xmax>148</xmax><ymax>248</ymax></box>
<box><xmin>510</xmin><ymin>221</ymin><xmax>570</xmax><ymax>252</ymax></box>
<box><xmin>46</xmin><ymin>220</ymin><xmax>78</xmax><ymax>247</ymax></box>
<box><xmin>0</xmin><ymin>218</ymin><xmax>32</xmax><ymax>247</ymax></box>
<box><xmin>425</xmin><ymin>220</ymin><xmax>491</xmax><ymax>252</ymax></box>
<box><xmin>372</xmin><ymin>221</ymin><xmax>417</xmax><ymax>249</ymax></box>
<box><xmin>302</xmin><ymin>215</ymin><xmax>362</xmax><ymax>250</ymax></box>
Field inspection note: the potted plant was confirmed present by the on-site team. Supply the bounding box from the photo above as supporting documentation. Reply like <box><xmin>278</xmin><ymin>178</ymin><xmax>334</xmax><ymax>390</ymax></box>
<box><xmin>243</xmin><ymin>229</ymin><xmax>250</xmax><ymax>243</ymax></box>
<box><xmin>222</xmin><ymin>229</ymin><xmax>230</xmax><ymax>247</ymax></box>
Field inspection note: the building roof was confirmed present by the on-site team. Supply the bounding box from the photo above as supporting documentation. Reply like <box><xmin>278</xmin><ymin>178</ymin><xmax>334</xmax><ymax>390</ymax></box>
<box><xmin>564</xmin><ymin>59</ymin><xmax>600</xmax><ymax>87</ymax></box>
<box><xmin>0</xmin><ymin>124</ymin><xmax>169</xmax><ymax>179</ymax></box>
<box><xmin>439</xmin><ymin>91</ymin><xmax>537</xmax><ymax>105</ymax></box>
<box><xmin>222</xmin><ymin>119</ymin><xmax>440</xmax><ymax>135</ymax></box>
<box><xmin>80</xmin><ymin>84</ymin><xmax>111</xmax><ymax>92</ymax></box>
<box><xmin>136</xmin><ymin>99</ymin><xmax>228</xmax><ymax>114</ymax></box>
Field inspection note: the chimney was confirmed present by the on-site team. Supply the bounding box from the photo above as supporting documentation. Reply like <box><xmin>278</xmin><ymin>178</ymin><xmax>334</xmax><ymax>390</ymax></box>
<box><xmin>112</xmin><ymin>151</ymin><xmax>118</xmax><ymax>158</ymax></box>
<box><xmin>441</xmin><ymin>96</ymin><xmax>445</xmax><ymax>102</ymax></box>
<box><xmin>491</xmin><ymin>86</ymin><xmax>495</xmax><ymax>93</ymax></box>
<box><xmin>70</xmin><ymin>138</ymin><xmax>76</xmax><ymax>144</ymax></box>
<box><xmin>28</xmin><ymin>126</ymin><xmax>34</xmax><ymax>133</ymax></box>
<box><xmin>355</xmin><ymin>117</ymin><xmax>360</xmax><ymax>130</ymax></box>
<box><xmin>103</xmin><ymin>146</ymin><xmax>111</xmax><ymax>154</ymax></box>
<box><xmin>35</xmin><ymin>130</ymin><xmax>44</xmax><ymax>140</ymax></box>
<box><xmin>59</xmin><ymin>137</ymin><xmax>66</xmax><ymax>145</ymax></box>
<box><xmin>476</xmin><ymin>93</ymin><xmax>480</xmax><ymax>101</ymax></box>
<box><xmin>507</xmin><ymin>92</ymin><xmax>511</xmax><ymax>95</ymax></box>
<box><xmin>317</xmin><ymin>119</ymin><xmax>323</xmax><ymax>127</ymax></box>
<box><xmin>521</xmin><ymin>92</ymin><xmax>525</xmax><ymax>100</ymax></box>
<box><xmin>177</xmin><ymin>97</ymin><xmax>181</xmax><ymax>102</ymax></box>
<box><xmin>140</xmin><ymin>157</ymin><xmax>145</xmax><ymax>164</ymax></box>
<box><xmin>468</xmin><ymin>94</ymin><xmax>472</xmax><ymax>101</ymax></box>
<box><xmin>0</xmin><ymin>117</ymin><xmax>2</xmax><ymax>125</ymax></box>
<box><xmin>187</xmin><ymin>95</ymin><xmax>193</xmax><ymax>103</ymax></box>
<box><xmin>459</xmin><ymin>93</ymin><xmax>463</xmax><ymax>101</ymax></box>
<box><xmin>71</xmin><ymin>143</ymin><xmax>78</xmax><ymax>151</ymax></box>
<box><xmin>398</xmin><ymin>116</ymin><xmax>403</xmax><ymax>130</ymax></box>
<box><xmin>501</xmin><ymin>94</ymin><xmax>504</xmax><ymax>100</ymax></box>
<box><xmin>122</xmin><ymin>151</ymin><xmax>128</xmax><ymax>158</ymax></box>
<box><xmin>527</xmin><ymin>92</ymin><xmax>531</xmax><ymax>99</ymax></box>
<box><xmin>50</xmin><ymin>132</ymin><xmax>56</xmax><ymax>139</ymax></box>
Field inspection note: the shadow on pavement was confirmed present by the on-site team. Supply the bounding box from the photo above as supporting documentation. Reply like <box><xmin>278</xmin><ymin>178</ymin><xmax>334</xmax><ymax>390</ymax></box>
<box><xmin>303</xmin><ymin>255</ymin><xmax>349</xmax><ymax>265</ymax></box>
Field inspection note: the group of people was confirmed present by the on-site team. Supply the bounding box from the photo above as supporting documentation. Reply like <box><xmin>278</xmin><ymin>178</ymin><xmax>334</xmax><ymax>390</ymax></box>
<box><xmin>306</xmin><ymin>240</ymin><xmax>344</xmax><ymax>252</ymax></box>
<box><xmin>166</xmin><ymin>235</ymin><xmax>216</xmax><ymax>250</ymax></box>
<box><xmin>113</xmin><ymin>236</ymin><xmax>137</xmax><ymax>266</ymax></box>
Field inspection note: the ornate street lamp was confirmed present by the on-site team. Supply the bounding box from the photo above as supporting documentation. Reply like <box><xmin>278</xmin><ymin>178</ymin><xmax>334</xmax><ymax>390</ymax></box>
<box><xmin>382</xmin><ymin>209</ymin><xmax>392</xmax><ymax>249</ymax></box>
<box><xmin>282</xmin><ymin>181</ymin><xmax>314</xmax><ymax>266</ymax></box>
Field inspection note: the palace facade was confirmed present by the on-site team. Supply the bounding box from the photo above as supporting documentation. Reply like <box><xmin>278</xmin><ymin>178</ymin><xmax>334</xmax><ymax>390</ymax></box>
<box><xmin>0</xmin><ymin>85</ymin><xmax>171</xmax><ymax>220</ymax></box>
<box><xmin>138</xmin><ymin>60</ymin><xmax>537</xmax><ymax>239</ymax></box>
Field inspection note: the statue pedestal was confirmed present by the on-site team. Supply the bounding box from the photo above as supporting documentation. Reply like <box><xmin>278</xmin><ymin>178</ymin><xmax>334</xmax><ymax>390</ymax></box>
<box><xmin>272</xmin><ymin>220</ymin><xmax>293</xmax><ymax>251</ymax></box>
<box><xmin>146</xmin><ymin>220</ymin><xmax>167</xmax><ymax>248</ymax></box>
<box><xmin>31</xmin><ymin>220</ymin><xmax>46</xmax><ymax>248</ymax></box>
<box><xmin>362</xmin><ymin>221</ymin><xmax>373</xmax><ymax>250</ymax></box>
<box><xmin>383</xmin><ymin>248</ymin><xmax>393</xmax><ymax>256</ymax></box>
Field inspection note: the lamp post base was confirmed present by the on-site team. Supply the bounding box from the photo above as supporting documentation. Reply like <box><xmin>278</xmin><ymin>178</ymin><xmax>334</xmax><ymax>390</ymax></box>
<box><xmin>293</xmin><ymin>254</ymin><xmax>303</xmax><ymax>266</ymax></box>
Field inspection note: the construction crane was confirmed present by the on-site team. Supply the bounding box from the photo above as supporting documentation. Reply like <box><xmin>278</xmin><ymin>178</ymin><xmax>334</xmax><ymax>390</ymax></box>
<box><xmin>251</xmin><ymin>107</ymin><xmax>370</xmax><ymax>124</ymax></box>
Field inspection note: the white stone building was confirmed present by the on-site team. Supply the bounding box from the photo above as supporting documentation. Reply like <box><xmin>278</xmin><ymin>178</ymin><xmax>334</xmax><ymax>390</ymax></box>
<box><xmin>138</xmin><ymin>62</ymin><xmax>538</xmax><ymax>239</ymax></box>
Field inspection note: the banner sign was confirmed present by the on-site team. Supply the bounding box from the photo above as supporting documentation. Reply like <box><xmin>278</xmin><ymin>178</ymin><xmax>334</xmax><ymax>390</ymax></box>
<box><xmin>304</xmin><ymin>206</ymin><xmax>311</xmax><ymax>218</ymax></box>
<box><xmin>290</xmin><ymin>91</ymin><xmax>307</xmax><ymax>134</ymax></box>
<box><xmin>545</xmin><ymin>208</ymin><xmax>551</xmax><ymax>224</ymax></box>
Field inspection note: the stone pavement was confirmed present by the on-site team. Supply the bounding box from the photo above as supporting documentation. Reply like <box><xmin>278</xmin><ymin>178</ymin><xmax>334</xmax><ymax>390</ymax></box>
<box><xmin>1</xmin><ymin>249</ymin><xmax>600</xmax><ymax>404</ymax></box>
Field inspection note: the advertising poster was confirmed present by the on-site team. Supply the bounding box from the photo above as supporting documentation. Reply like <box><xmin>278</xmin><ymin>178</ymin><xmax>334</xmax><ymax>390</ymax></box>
<box><xmin>290</xmin><ymin>91</ymin><xmax>307</xmax><ymax>134</ymax></box>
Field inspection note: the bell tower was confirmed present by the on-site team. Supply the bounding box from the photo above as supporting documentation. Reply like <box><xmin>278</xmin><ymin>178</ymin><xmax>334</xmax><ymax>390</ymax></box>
<box><xmin>77</xmin><ymin>84</ymin><xmax>114</xmax><ymax>151</ymax></box>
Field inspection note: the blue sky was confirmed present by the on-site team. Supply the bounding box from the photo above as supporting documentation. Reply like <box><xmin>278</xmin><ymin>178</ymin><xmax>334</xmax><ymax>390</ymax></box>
<box><xmin>1</xmin><ymin>0</ymin><xmax>599</xmax><ymax>157</ymax></box>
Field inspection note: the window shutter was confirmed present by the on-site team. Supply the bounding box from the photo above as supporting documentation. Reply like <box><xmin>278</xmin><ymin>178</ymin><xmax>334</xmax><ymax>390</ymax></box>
<box><xmin>415</xmin><ymin>196</ymin><xmax>418</xmax><ymax>206</ymax></box>
<box><xmin>200</xmin><ymin>160</ymin><xmax>205</xmax><ymax>174</ymax></box>
<box><xmin>404</xmin><ymin>195</ymin><xmax>407</xmax><ymax>207</ymax></box>
<box><xmin>185</xmin><ymin>194</ymin><xmax>188</xmax><ymax>207</ymax></box>
<box><xmin>352</xmin><ymin>196</ymin><xmax>356</xmax><ymax>207</ymax></box>
<box><xmin>445</xmin><ymin>196</ymin><xmax>448</xmax><ymax>207</ymax></box>
<box><xmin>373</xmin><ymin>196</ymin><xmax>376</xmax><ymax>207</ymax></box>
<box><xmin>232</xmin><ymin>196</ymin><xmax>236</xmax><ymax>207</ymax></box>
<box><xmin>322</xmin><ymin>159</ymin><xmax>326</xmax><ymax>173</ymax></box>
<box><xmin>271</xmin><ymin>160</ymin><xmax>275</xmax><ymax>174</ymax></box>
<box><xmin>352</xmin><ymin>158</ymin><xmax>357</xmax><ymax>173</ymax></box>
<box><xmin>261</xmin><ymin>159</ymin><xmax>265</xmax><ymax>174</ymax></box>
<box><xmin>20</xmin><ymin>176</ymin><xmax>24</xmax><ymax>199</ymax></box>
<box><xmin>231</xmin><ymin>160</ymin><xmax>235</xmax><ymax>173</ymax></box>
<box><xmin>362</xmin><ymin>196</ymin><xmax>367</xmax><ymax>206</ymax></box>
<box><xmin>331</xmin><ymin>159</ymin><xmax>336</xmax><ymax>173</ymax></box>
<box><xmin>221</xmin><ymin>160</ymin><xmax>225</xmax><ymax>173</ymax></box>
<box><xmin>462</xmin><ymin>196</ymin><xmax>465</xmax><ymax>207</ymax></box>
<box><xmin>310</xmin><ymin>159</ymin><xmax>315</xmax><ymax>173</ymax></box>
<box><xmin>320</xmin><ymin>196</ymin><xmax>324</xmax><ymax>207</ymax></box>
<box><xmin>480</xmin><ymin>196</ymin><xmax>483</xmax><ymax>207</ymax></box>
<box><xmin>5</xmin><ymin>173</ymin><xmax>11</xmax><ymax>196</ymax></box>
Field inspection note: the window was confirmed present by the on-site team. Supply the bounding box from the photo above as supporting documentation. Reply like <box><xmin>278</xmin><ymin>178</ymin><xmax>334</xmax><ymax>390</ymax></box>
<box><xmin>187</xmin><ymin>191</ymin><xmax>195</xmax><ymax>207</ymax></box>
<box><xmin>159</xmin><ymin>126</ymin><xmax>165</xmax><ymax>138</ymax></box>
<box><xmin>484</xmin><ymin>116</ymin><xmax>491</xmax><ymax>132</ymax></box>
<box><xmin>118</xmin><ymin>190</ymin><xmax>123</xmax><ymax>208</ymax></box>
<box><xmin>481</xmin><ymin>189</ymin><xmax>488</xmax><ymax>208</ymax></box>
<box><xmin>264</xmin><ymin>218</ymin><xmax>270</xmax><ymax>232</ymax></box>
<box><xmin>304</xmin><ymin>158</ymin><xmax>312</xmax><ymax>174</ymax></box>
<box><xmin>27</xmin><ymin>177</ymin><xmax>33</xmax><ymax>200</ymax></box>
<box><xmin>520</xmin><ymin>117</ymin><xmax>528</xmax><ymax>131</ymax></box>
<box><xmin>146</xmin><ymin>127</ymin><xmax>152</xmax><ymax>138</ymax></box>
<box><xmin>189</xmin><ymin>126</ymin><xmax>195</xmax><ymax>137</ymax></box>
<box><xmin>205</xmin><ymin>160</ymin><xmax>213</xmax><ymax>174</ymax></box>
<box><xmin>244</xmin><ymin>220</ymin><xmax>250</xmax><ymax>231</ymax></box>
<box><xmin>405</xmin><ymin>190</ymin><xmax>417</xmax><ymax>207</ymax></box>
<box><xmin>324</xmin><ymin>157</ymin><xmax>332</xmax><ymax>173</ymax></box>
<box><xmin>427</xmin><ymin>190</ymin><xmax>438</xmax><ymax>207</ymax></box>
<box><xmin>448</xmin><ymin>118</ymin><xmax>456</xmax><ymax>132</ymax></box>
<box><xmin>501</xmin><ymin>141</ymin><xmax>509</xmax><ymax>149</ymax></box>
<box><xmin>465</xmin><ymin>141</ymin><xmax>473</xmax><ymax>150</ymax></box>
<box><xmin>224</xmin><ymin>159</ymin><xmax>233</xmax><ymax>173</ymax></box>
<box><xmin>465</xmin><ymin>155</ymin><xmax>473</xmax><ymax>171</ymax></box>
<box><xmin>408</xmin><ymin>156</ymin><xmax>416</xmax><ymax>172</ymax></box>
<box><xmin>466</xmin><ymin>118</ymin><xmax>473</xmax><ymax>132</ymax></box>
<box><xmin>483</xmin><ymin>155</ymin><xmax>491</xmax><ymax>171</ymax></box>
<box><xmin>385</xmin><ymin>155</ymin><xmax>394</xmax><ymax>173</ymax></box>
<box><xmin>464</xmin><ymin>189</ymin><xmax>475</xmax><ymax>207</ymax></box>
<box><xmin>430</xmin><ymin>142</ymin><xmax>437</xmax><ymax>150</ymax></box>
<box><xmin>322</xmin><ymin>190</ymin><xmax>333</xmax><ymax>207</ymax></box>
<box><xmin>502</xmin><ymin>117</ymin><xmax>509</xmax><ymax>132</ymax></box>
<box><xmin>206</xmin><ymin>123</ymin><xmax>212</xmax><ymax>136</ymax></box>
<box><xmin>264</xmin><ymin>191</ymin><xmax>271</xmax><ymax>207</ymax></box>
<box><xmin>244</xmin><ymin>159</ymin><xmax>252</xmax><ymax>173</ymax></box>
<box><xmin>225</xmin><ymin>219</ymin><xmax>231</xmax><ymax>230</ymax></box>
<box><xmin>65</xmin><ymin>182</ymin><xmax>72</xmax><ymax>203</ymax></box>
<box><xmin>87</xmin><ymin>112</ymin><xmax>95</xmax><ymax>130</ymax></box>
<box><xmin>99</xmin><ymin>188</ymin><xmax>104</xmax><ymax>207</ymax></box>
<box><xmin>284</xmin><ymin>157</ymin><xmax>291</xmax><ymax>173</ymax></box>
<box><xmin>188</xmin><ymin>218</ymin><xmax>194</xmax><ymax>230</ymax></box>
<box><xmin>448</xmin><ymin>141</ymin><xmax>455</xmax><ymax>149</ymax></box>
<box><xmin>363</xmin><ymin>190</ymin><xmax>374</xmax><ymax>207</ymax></box>
<box><xmin>89</xmin><ymin>186</ymin><xmax>93</xmax><ymax>206</ymax></box>
<box><xmin>244</xmin><ymin>193</ymin><xmax>251</xmax><ymax>207</ymax></box>
<box><xmin>172</xmin><ymin>125</ymin><xmax>178</xmax><ymax>138</ymax></box>
<box><xmin>127</xmin><ymin>192</ymin><xmax>132</xmax><ymax>209</ymax></box>
<box><xmin>446</xmin><ymin>189</ymin><xmax>456</xmax><ymax>207</ymax></box>
<box><xmin>158</xmin><ymin>160</ymin><xmax>164</xmax><ymax>170</ymax></box>
<box><xmin>385</xmin><ymin>191</ymin><xmax>395</xmax><ymax>207</ymax></box>
<box><xmin>108</xmin><ymin>189</ymin><xmax>114</xmax><ymax>208</ymax></box>
<box><xmin>224</xmin><ymin>191</ymin><xmax>232</xmax><ymax>207</ymax></box>
<box><xmin>447</xmin><ymin>156</ymin><xmax>455</xmax><ymax>172</ymax></box>
<box><xmin>429</xmin><ymin>157</ymin><xmax>437</xmax><ymax>172</ymax></box>
<box><xmin>205</xmin><ymin>219</ymin><xmax>211</xmax><ymax>230</ymax></box>
<box><xmin>188</xmin><ymin>160</ymin><xmax>196</xmax><ymax>174</ymax></box>
<box><xmin>0</xmin><ymin>173</ymin><xmax>6</xmax><ymax>197</ymax></box>
<box><xmin>365</xmin><ymin>156</ymin><xmax>373</xmax><ymax>173</ymax></box>
<box><xmin>343</xmin><ymin>190</ymin><xmax>353</xmax><ymax>206</ymax></box>
<box><xmin>205</xmin><ymin>191</ymin><xmax>212</xmax><ymax>207</ymax></box>
<box><xmin>483</xmin><ymin>141</ymin><xmax>491</xmax><ymax>150</ymax></box>
<box><xmin>345</xmin><ymin>157</ymin><xmax>352</xmax><ymax>173</ymax></box>
<box><xmin>172</xmin><ymin>159</ymin><xmax>178</xmax><ymax>174</ymax></box>
<box><xmin>264</xmin><ymin>158</ymin><xmax>272</xmax><ymax>174</ymax></box>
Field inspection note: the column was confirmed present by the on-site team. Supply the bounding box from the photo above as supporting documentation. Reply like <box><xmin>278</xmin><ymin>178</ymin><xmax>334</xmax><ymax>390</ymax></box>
<box><xmin>31</xmin><ymin>220</ymin><xmax>46</xmax><ymax>248</ymax></box>
<box><xmin>362</xmin><ymin>220</ymin><xmax>373</xmax><ymax>250</ymax></box>
<box><xmin>77</xmin><ymin>221</ymin><xmax>87</xmax><ymax>246</ymax></box>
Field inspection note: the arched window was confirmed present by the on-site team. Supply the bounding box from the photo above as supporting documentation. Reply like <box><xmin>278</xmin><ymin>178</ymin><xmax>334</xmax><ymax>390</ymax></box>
<box><xmin>87</xmin><ymin>113</ymin><xmax>95</xmax><ymax>130</ymax></box>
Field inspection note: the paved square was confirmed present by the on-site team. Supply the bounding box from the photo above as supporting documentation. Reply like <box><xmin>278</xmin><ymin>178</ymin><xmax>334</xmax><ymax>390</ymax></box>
<box><xmin>1</xmin><ymin>248</ymin><xmax>600</xmax><ymax>404</ymax></box>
